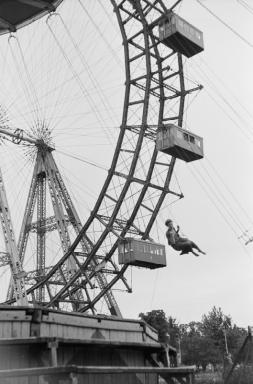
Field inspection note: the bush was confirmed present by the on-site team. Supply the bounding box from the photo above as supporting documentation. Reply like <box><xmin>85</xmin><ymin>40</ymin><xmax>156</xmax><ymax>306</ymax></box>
<box><xmin>195</xmin><ymin>372</ymin><xmax>223</xmax><ymax>384</ymax></box>
<box><xmin>226</xmin><ymin>365</ymin><xmax>253</xmax><ymax>384</ymax></box>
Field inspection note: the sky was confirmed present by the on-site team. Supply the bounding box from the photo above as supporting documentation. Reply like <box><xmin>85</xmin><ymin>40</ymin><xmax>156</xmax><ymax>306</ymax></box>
<box><xmin>0</xmin><ymin>0</ymin><xmax>252</xmax><ymax>328</ymax></box>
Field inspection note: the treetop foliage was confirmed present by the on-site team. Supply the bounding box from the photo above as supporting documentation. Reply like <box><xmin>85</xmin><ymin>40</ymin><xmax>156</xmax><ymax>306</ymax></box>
<box><xmin>139</xmin><ymin>306</ymin><xmax>248</xmax><ymax>370</ymax></box>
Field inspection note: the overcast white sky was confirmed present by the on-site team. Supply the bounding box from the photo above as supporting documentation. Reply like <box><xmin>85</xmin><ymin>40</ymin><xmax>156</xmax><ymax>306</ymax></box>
<box><xmin>0</xmin><ymin>0</ymin><xmax>252</xmax><ymax>328</ymax></box>
<box><xmin>122</xmin><ymin>0</ymin><xmax>253</xmax><ymax>328</ymax></box>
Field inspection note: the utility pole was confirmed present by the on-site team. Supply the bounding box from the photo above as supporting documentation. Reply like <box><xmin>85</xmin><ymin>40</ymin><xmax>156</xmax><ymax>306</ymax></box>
<box><xmin>175</xmin><ymin>333</ymin><xmax>182</xmax><ymax>366</ymax></box>
<box><xmin>223</xmin><ymin>329</ymin><xmax>229</xmax><ymax>354</ymax></box>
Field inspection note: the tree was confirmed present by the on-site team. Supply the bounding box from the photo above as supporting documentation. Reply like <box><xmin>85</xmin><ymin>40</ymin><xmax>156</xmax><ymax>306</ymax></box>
<box><xmin>180</xmin><ymin>321</ymin><xmax>220</xmax><ymax>370</ymax></box>
<box><xmin>181</xmin><ymin>334</ymin><xmax>216</xmax><ymax>370</ymax></box>
<box><xmin>226</xmin><ymin>325</ymin><xmax>247</xmax><ymax>360</ymax></box>
<box><xmin>201</xmin><ymin>306</ymin><xmax>231</xmax><ymax>338</ymax></box>
<box><xmin>200</xmin><ymin>306</ymin><xmax>247</xmax><ymax>363</ymax></box>
<box><xmin>139</xmin><ymin>307</ymin><xmax>248</xmax><ymax>371</ymax></box>
<box><xmin>139</xmin><ymin>310</ymin><xmax>179</xmax><ymax>345</ymax></box>
<box><xmin>179</xmin><ymin>321</ymin><xmax>202</xmax><ymax>337</ymax></box>
<box><xmin>139</xmin><ymin>309</ymin><xmax>168</xmax><ymax>342</ymax></box>
<box><xmin>166</xmin><ymin>316</ymin><xmax>180</xmax><ymax>346</ymax></box>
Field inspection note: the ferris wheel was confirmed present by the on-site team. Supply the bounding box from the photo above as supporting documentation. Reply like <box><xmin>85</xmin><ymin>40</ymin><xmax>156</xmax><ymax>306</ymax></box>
<box><xmin>0</xmin><ymin>0</ymin><xmax>204</xmax><ymax>316</ymax></box>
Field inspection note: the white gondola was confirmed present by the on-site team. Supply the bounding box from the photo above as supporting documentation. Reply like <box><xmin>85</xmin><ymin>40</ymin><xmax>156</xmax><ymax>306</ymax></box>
<box><xmin>158</xmin><ymin>12</ymin><xmax>204</xmax><ymax>58</ymax></box>
<box><xmin>118</xmin><ymin>238</ymin><xmax>166</xmax><ymax>269</ymax></box>
<box><xmin>156</xmin><ymin>124</ymin><xmax>204</xmax><ymax>162</ymax></box>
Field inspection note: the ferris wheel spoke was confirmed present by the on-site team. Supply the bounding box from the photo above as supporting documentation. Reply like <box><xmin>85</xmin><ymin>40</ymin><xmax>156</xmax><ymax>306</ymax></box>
<box><xmin>20</xmin><ymin>0</ymin><xmax>152</xmax><ymax>309</ymax></box>
<box><xmin>8</xmin><ymin>34</ymin><xmax>42</xmax><ymax>125</ymax></box>
<box><xmin>24</xmin><ymin>0</ymin><xmax>187</xmax><ymax>312</ymax></box>
<box><xmin>0</xmin><ymin>0</ymin><xmax>204</xmax><ymax>316</ymax></box>
<box><xmin>46</xmin><ymin>12</ymin><xmax>117</xmax><ymax>143</ymax></box>
<box><xmin>79</xmin><ymin>264</ymin><xmax>129</xmax><ymax>313</ymax></box>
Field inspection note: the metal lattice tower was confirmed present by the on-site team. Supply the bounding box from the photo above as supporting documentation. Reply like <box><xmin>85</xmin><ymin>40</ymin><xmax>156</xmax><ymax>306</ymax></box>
<box><xmin>0</xmin><ymin>168</ymin><xmax>27</xmax><ymax>305</ymax></box>
<box><xmin>0</xmin><ymin>128</ymin><xmax>122</xmax><ymax>315</ymax></box>
<box><xmin>0</xmin><ymin>0</ymin><xmax>203</xmax><ymax>315</ymax></box>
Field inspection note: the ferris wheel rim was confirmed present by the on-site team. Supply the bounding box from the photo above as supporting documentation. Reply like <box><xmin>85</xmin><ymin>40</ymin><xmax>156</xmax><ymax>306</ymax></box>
<box><xmin>2</xmin><ymin>0</ymin><xmax>187</xmax><ymax>315</ymax></box>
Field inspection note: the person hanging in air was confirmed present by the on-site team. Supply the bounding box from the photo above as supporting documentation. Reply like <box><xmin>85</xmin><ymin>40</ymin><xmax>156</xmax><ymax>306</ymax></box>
<box><xmin>165</xmin><ymin>219</ymin><xmax>206</xmax><ymax>257</ymax></box>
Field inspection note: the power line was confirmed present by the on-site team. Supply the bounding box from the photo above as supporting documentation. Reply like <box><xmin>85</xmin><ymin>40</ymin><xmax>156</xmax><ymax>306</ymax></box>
<box><xmin>198</xmin><ymin>56</ymin><xmax>253</xmax><ymax>122</ymax></box>
<box><xmin>237</xmin><ymin>0</ymin><xmax>253</xmax><ymax>15</ymax></box>
<box><xmin>196</xmin><ymin>0</ymin><xmax>253</xmax><ymax>48</ymax></box>
<box><xmin>187</xmin><ymin>166</ymin><xmax>251</xmax><ymax>258</ymax></box>
<box><xmin>56</xmin><ymin>149</ymin><xmax>108</xmax><ymax>171</ymax></box>
<box><xmin>188</xmin><ymin>59</ymin><xmax>253</xmax><ymax>143</ymax></box>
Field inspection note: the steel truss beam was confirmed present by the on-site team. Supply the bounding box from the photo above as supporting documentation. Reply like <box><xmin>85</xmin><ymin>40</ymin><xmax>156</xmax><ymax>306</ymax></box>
<box><xmin>0</xmin><ymin>169</ymin><xmax>28</xmax><ymax>305</ymax></box>
<box><xmin>4</xmin><ymin>141</ymin><xmax>122</xmax><ymax>316</ymax></box>
<box><xmin>3</xmin><ymin>0</ymin><xmax>201</xmax><ymax>315</ymax></box>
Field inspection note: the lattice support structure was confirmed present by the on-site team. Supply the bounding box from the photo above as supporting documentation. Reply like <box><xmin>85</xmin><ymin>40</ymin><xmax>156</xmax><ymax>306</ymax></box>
<box><xmin>1</xmin><ymin>0</ymin><xmax>203</xmax><ymax>315</ymax></box>
<box><xmin>2</xmin><ymin>137</ymin><xmax>122</xmax><ymax>315</ymax></box>
<box><xmin>0</xmin><ymin>169</ymin><xmax>28</xmax><ymax>305</ymax></box>
<box><xmin>36</xmin><ymin>171</ymin><xmax>46</xmax><ymax>302</ymax></box>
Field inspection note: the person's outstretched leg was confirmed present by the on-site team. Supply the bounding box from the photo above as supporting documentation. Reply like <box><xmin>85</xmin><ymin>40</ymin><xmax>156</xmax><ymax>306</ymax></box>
<box><xmin>180</xmin><ymin>248</ymin><xmax>189</xmax><ymax>255</ymax></box>
<box><xmin>191</xmin><ymin>242</ymin><xmax>206</xmax><ymax>254</ymax></box>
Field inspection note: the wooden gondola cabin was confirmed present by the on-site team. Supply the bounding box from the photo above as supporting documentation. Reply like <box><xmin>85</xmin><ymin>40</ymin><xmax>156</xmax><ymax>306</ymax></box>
<box><xmin>156</xmin><ymin>124</ymin><xmax>204</xmax><ymax>162</ymax></box>
<box><xmin>158</xmin><ymin>12</ymin><xmax>204</xmax><ymax>58</ymax></box>
<box><xmin>118</xmin><ymin>238</ymin><xmax>166</xmax><ymax>269</ymax></box>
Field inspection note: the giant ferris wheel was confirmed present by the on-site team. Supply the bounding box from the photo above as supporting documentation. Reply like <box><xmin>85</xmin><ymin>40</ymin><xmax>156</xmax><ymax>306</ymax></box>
<box><xmin>0</xmin><ymin>0</ymin><xmax>204</xmax><ymax>316</ymax></box>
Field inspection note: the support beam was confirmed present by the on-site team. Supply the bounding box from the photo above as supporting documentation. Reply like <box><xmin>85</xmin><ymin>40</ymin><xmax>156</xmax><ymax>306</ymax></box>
<box><xmin>36</xmin><ymin>171</ymin><xmax>46</xmax><ymax>302</ymax></box>
<box><xmin>0</xmin><ymin>168</ymin><xmax>28</xmax><ymax>305</ymax></box>
<box><xmin>7</xmin><ymin>157</ymin><xmax>39</xmax><ymax>301</ymax></box>
<box><xmin>47</xmin><ymin>340</ymin><xmax>58</xmax><ymax>366</ymax></box>
<box><xmin>47</xmin><ymin>152</ymin><xmax>122</xmax><ymax>317</ymax></box>
<box><xmin>0</xmin><ymin>127</ymin><xmax>37</xmax><ymax>145</ymax></box>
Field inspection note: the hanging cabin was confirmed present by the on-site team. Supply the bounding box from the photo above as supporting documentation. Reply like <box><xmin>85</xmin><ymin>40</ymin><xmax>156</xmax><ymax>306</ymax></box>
<box><xmin>0</xmin><ymin>0</ymin><xmax>64</xmax><ymax>36</ymax></box>
<box><xmin>158</xmin><ymin>12</ymin><xmax>204</xmax><ymax>58</ymax></box>
<box><xmin>118</xmin><ymin>238</ymin><xmax>166</xmax><ymax>269</ymax></box>
<box><xmin>156</xmin><ymin>124</ymin><xmax>204</xmax><ymax>162</ymax></box>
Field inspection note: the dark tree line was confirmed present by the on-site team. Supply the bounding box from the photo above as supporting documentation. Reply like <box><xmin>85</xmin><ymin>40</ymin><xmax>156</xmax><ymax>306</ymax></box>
<box><xmin>139</xmin><ymin>306</ymin><xmax>247</xmax><ymax>370</ymax></box>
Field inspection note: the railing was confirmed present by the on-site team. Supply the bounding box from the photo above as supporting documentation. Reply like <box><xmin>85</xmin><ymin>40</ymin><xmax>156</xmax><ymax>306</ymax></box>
<box><xmin>0</xmin><ymin>365</ymin><xmax>196</xmax><ymax>384</ymax></box>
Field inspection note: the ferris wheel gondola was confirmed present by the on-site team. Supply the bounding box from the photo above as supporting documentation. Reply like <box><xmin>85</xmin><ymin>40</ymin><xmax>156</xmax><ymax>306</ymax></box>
<box><xmin>0</xmin><ymin>0</ymin><xmax>63</xmax><ymax>35</ymax></box>
<box><xmin>0</xmin><ymin>0</ymin><xmax>204</xmax><ymax>316</ymax></box>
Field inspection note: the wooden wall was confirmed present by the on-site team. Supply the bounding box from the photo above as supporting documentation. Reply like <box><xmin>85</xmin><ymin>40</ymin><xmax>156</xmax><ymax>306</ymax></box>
<box><xmin>0</xmin><ymin>307</ymin><xmax>161</xmax><ymax>384</ymax></box>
